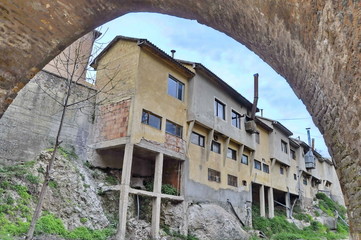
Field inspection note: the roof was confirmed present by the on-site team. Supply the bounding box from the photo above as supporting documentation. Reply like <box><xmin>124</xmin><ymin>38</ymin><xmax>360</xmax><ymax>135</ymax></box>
<box><xmin>177</xmin><ymin>59</ymin><xmax>256</xmax><ymax>111</ymax></box>
<box><xmin>90</xmin><ymin>35</ymin><xmax>194</xmax><ymax>78</ymax></box>
<box><xmin>257</xmin><ymin>116</ymin><xmax>293</xmax><ymax>136</ymax></box>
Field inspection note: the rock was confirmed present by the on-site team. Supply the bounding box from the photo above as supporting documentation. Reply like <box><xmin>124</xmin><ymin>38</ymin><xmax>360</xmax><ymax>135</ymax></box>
<box><xmin>126</xmin><ymin>218</ymin><xmax>151</xmax><ymax>240</ymax></box>
<box><xmin>188</xmin><ymin>203</ymin><xmax>249</xmax><ymax>240</ymax></box>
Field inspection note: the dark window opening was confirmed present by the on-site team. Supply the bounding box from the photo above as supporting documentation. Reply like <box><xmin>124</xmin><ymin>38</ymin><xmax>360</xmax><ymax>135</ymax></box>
<box><xmin>208</xmin><ymin>168</ymin><xmax>221</xmax><ymax>183</ymax></box>
<box><xmin>214</xmin><ymin>99</ymin><xmax>225</xmax><ymax>120</ymax></box>
<box><xmin>254</xmin><ymin>160</ymin><xmax>261</xmax><ymax>170</ymax></box>
<box><xmin>228</xmin><ymin>174</ymin><xmax>238</xmax><ymax>187</ymax></box>
<box><xmin>141</xmin><ymin>110</ymin><xmax>161</xmax><ymax>129</ymax></box>
<box><xmin>241</xmin><ymin>154</ymin><xmax>248</xmax><ymax>165</ymax></box>
<box><xmin>262</xmin><ymin>164</ymin><xmax>269</xmax><ymax>173</ymax></box>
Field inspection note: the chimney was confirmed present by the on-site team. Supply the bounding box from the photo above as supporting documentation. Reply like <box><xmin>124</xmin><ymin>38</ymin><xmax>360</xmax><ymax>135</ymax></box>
<box><xmin>250</xmin><ymin>73</ymin><xmax>259</xmax><ymax>120</ymax></box>
<box><xmin>171</xmin><ymin>50</ymin><xmax>176</xmax><ymax>58</ymax></box>
<box><xmin>306</xmin><ymin>128</ymin><xmax>311</xmax><ymax>146</ymax></box>
<box><xmin>312</xmin><ymin>138</ymin><xmax>315</xmax><ymax>150</ymax></box>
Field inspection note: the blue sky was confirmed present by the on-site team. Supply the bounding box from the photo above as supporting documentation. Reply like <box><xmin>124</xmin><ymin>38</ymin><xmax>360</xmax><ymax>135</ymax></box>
<box><xmin>98</xmin><ymin>13</ymin><xmax>330</xmax><ymax>157</ymax></box>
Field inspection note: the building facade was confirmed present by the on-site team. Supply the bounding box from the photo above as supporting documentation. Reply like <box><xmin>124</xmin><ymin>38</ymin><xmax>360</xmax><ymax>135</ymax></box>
<box><xmin>89</xmin><ymin>36</ymin><xmax>344</xmax><ymax>239</ymax></box>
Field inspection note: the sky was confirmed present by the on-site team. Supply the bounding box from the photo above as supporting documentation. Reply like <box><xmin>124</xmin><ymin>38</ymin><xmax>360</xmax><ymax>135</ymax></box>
<box><xmin>96</xmin><ymin>12</ymin><xmax>330</xmax><ymax>158</ymax></box>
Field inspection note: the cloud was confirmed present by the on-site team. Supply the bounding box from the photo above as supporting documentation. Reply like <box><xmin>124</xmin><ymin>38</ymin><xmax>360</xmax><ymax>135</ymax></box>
<box><xmin>99</xmin><ymin>13</ymin><xmax>330</xmax><ymax>157</ymax></box>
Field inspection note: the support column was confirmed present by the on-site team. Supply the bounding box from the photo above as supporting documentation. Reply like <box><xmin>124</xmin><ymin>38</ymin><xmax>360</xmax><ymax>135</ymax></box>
<box><xmin>260</xmin><ymin>185</ymin><xmax>266</xmax><ymax>217</ymax></box>
<box><xmin>286</xmin><ymin>192</ymin><xmax>291</xmax><ymax>218</ymax></box>
<box><xmin>268</xmin><ymin>187</ymin><xmax>274</xmax><ymax>218</ymax></box>
<box><xmin>151</xmin><ymin>153</ymin><xmax>164</xmax><ymax>239</ymax></box>
<box><xmin>116</xmin><ymin>143</ymin><xmax>134</xmax><ymax>240</ymax></box>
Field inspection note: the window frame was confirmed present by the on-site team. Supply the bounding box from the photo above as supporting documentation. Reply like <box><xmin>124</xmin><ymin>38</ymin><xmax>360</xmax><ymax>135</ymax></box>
<box><xmin>167</xmin><ymin>75</ymin><xmax>184</xmax><ymax>101</ymax></box>
<box><xmin>208</xmin><ymin>168</ymin><xmax>221</xmax><ymax>183</ymax></box>
<box><xmin>303</xmin><ymin>177</ymin><xmax>308</xmax><ymax>185</ymax></box>
<box><xmin>214</xmin><ymin>99</ymin><xmax>226</xmax><ymax>120</ymax></box>
<box><xmin>280</xmin><ymin>167</ymin><xmax>284</xmax><ymax>175</ymax></box>
<box><xmin>262</xmin><ymin>163</ymin><xmax>270</xmax><ymax>173</ymax></box>
<box><xmin>254</xmin><ymin>159</ymin><xmax>262</xmax><ymax>170</ymax></box>
<box><xmin>241</xmin><ymin>154</ymin><xmax>249</xmax><ymax>165</ymax></box>
<box><xmin>165</xmin><ymin>120</ymin><xmax>183</xmax><ymax>138</ymax></box>
<box><xmin>281</xmin><ymin>140</ymin><xmax>288</xmax><ymax>154</ymax></box>
<box><xmin>290</xmin><ymin>149</ymin><xmax>296</xmax><ymax>160</ymax></box>
<box><xmin>211</xmin><ymin>140</ymin><xmax>221</xmax><ymax>154</ymax></box>
<box><xmin>190</xmin><ymin>132</ymin><xmax>205</xmax><ymax>147</ymax></box>
<box><xmin>227</xmin><ymin>174</ymin><xmax>238</xmax><ymax>187</ymax></box>
<box><xmin>141</xmin><ymin>110</ymin><xmax>162</xmax><ymax>130</ymax></box>
<box><xmin>227</xmin><ymin>148</ymin><xmax>237</xmax><ymax>160</ymax></box>
<box><xmin>231</xmin><ymin>110</ymin><xmax>241</xmax><ymax>128</ymax></box>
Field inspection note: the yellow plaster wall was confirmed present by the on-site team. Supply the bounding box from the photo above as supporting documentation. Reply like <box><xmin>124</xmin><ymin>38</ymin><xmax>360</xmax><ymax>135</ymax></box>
<box><xmin>131</xmin><ymin>48</ymin><xmax>189</xmax><ymax>144</ymax></box>
<box><xmin>95</xmin><ymin>40</ymin><xmax>139</xmax><ymax>104</ymax></box>
<box><xmin>253</xmin><ymin>127</ymin><xmax>271</xmax><ymax>186</ymax></box>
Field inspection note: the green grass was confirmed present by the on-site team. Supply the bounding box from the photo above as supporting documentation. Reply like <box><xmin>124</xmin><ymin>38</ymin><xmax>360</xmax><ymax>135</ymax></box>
<box><xmin>252</xmin><ymin>204</ymin><xmax>348</xmax><ymax>240</ymax></box>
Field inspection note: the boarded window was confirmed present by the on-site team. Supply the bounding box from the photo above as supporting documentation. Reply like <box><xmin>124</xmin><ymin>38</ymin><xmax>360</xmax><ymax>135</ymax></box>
<box><xmin>228</xmin><ymin>174</ymin><xmax>238</xmax><ymax>187</ymax></box>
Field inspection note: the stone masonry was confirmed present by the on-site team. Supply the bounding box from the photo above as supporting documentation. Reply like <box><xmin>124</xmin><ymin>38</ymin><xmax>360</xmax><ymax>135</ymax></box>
<box><xmin>0</xmin><ymin>0</ymin><xmax>360</xmax><ymax>238</ymax></box>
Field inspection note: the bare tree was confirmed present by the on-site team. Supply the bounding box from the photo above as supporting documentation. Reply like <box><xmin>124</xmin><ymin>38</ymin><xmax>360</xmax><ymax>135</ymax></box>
<box><xmin>25</xmin><ymin>30</ymin><xmax>121</xmax><ymax>240</ymax></box>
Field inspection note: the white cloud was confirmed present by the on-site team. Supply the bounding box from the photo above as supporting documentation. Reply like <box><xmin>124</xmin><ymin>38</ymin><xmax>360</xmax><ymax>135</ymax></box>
<box><xmin>99</xmin><ymin>13</ymin><xmax>330</xmax><ymax>157</ymax></box>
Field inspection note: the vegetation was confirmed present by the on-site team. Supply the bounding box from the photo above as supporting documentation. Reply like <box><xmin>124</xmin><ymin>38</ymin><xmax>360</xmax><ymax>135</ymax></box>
<box><xmin>316</xmin><ymin>192</ymin><xmax>347</xmax><ymax>219</ymax></box>
<box><xmin>162</xmin><ymin>225</ymin><xmax>199</xmax><ymax>240</ymax></box>
<box><xmin>252</xmin><ymin>204</ymin><xmax>348</xmax><ymax>240</ymax></box>
<box><xmin>144</xmin><ymin>180</ymin><xmax>179</xmax><ymax>195</ymax></box>
<box><xmin>0</xmin><ymin>160</ymin><xmax>116</xmax><ymax>240</ymax></box>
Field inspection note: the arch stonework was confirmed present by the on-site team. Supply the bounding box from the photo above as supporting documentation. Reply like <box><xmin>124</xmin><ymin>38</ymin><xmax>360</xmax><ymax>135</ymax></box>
<box><xmin>0</xmin><ymin>0</ymin><xmax>360</xmax><ymax>238</ymax></box>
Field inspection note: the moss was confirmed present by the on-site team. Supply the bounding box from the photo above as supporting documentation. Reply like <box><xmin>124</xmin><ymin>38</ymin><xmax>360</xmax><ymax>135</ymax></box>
<box><xmin>105</xmin><ymin>175</ymin><xmax>118</xmax><ymax>185</ymax></box>
<box><xmin>26</xmin><ymin>174</ymin><xmax>40</xmax><ymax>184</ymax></box>
<box><xmin>48</xmin><ymin>180</ymin><xmax>58</xmax><ymax>189</ymax></box>
<box><xmin>80</xmin><ymin>218</ymin><xmax>88</xmax><ymax>224</ymax></box>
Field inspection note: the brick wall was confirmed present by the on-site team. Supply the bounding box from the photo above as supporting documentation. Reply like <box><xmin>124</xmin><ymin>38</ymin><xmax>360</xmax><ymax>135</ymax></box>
<box><xmin>95</xmin><ymin>99</ymin><xmax>131</xmax><ymax>142</ymax></box>
<box><xmin>165</xmin><ymin>133</ymin><xmax>186</xmax><ymax>154</ymax></box>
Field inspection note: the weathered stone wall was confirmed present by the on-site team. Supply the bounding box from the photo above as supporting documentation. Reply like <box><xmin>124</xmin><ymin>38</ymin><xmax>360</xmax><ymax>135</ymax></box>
<box><xmin>0</xmin><ymin>71</ymin><xmax>95</xmax><ymax>165</ymax></box>
<box><xmin>0</xmin><ymin>0</ymin><xmax>360</xmax><ymax>237</ymax></box>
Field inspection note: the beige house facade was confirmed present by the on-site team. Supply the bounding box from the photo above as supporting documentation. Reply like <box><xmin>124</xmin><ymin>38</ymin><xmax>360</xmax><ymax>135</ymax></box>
<box><xmin>89</xmin><ymin>36</ymin><xmax>344</xmax><ymax>239</ymax></box>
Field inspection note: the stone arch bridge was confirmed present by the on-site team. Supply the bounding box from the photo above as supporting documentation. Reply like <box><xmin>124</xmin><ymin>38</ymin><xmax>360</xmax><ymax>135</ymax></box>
<box><xmin>0</xmin><ymin>0</ymin><xmax>360</xmax><ymax>238</ymax></box>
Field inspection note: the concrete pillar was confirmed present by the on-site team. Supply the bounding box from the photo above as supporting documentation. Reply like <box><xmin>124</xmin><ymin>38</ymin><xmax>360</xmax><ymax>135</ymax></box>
<box><xmin>151</xmin><ymin>153</ymin><xmax>164</xmax><ymax>239</ymax></box>
<box><xmin>286</xmin><ymin>192</ymin><xmax>291</xmax><ymax>218</ymax></box>
<box><xmin>116</xmin><ymin>143</ymin><xmax>134</xmax><ymax>240</ymax></box>
<box><xmin>268</xmin><ymin>187</ymin><xmax>274</xmax><ymax>218</ymax></box>
<box><xmin>260</xmin><ymin>185</ymin><xmax>266</xmax><ymax>217</ymax></box>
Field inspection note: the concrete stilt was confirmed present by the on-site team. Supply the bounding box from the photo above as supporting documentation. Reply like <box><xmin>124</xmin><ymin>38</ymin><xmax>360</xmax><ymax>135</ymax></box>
<box><xmin>285</xmin><ymin>192</ymin><xmax>291</xmax><ymax>218</ymax></box>
<box><xmin>260</xmin><ymin>185</ymin><xmax>266</xmax><ymax>217</ymax></box>
<box><xmin>116</xmin><ymin>143</ymin><xmax>134</xmax><ymax>240</ymax></box>
<box><xmin>151</xmin><ymin>153</ymin><xmax>164</xmax><ymax>239</ymax></box>
<box><xmin>268</xmin><ymin>187</ymin><xmax>274</xmax><ymax>218</ymax></box>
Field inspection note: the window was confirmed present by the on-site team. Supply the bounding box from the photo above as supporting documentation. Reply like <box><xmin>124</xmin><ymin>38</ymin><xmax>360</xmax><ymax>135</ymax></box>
<box><xmin>262</xmin><ymin>164</ymin><xmax>269</xmax><ymax>173</ymax></box>
<box><xmin>141</xmin><ymin>110</ymin><xmax>161</xmax><ymax>129</ymax></box>
<box><xmin>242</xmin><ymin>180</ymin><xmax>247</xmax><ymax>186</ymax></box>
<box><xmin>168</xmin><ymin>75</ymin><xmax>184</xmax><ymax>100</ymax></box>
<box><xmin>228</xmin><ymin>175</ymin><xmax>238</xmax><ymax>187</ymax></box>
<box><xmin>208</xmin><ymin>168</ymin><xmax>221</xmax><ymax>183</ymax></box>
<box><xmin>294</xmin><ymin>174</ymin><xmax>297</xmax><ymax>180</ymax></box>
<box><xmin>281</xmin><ymin>140</ymin><xmax>288</xmax><ymax>153</ymax></box>
<box><xmin>241</xmin><ymin>154</ymin><xmax>248</xmax><ymax>165</ymax></box>
<box><xmin>303</xmin><ymin>178</ymin><xmax>308</xmax><ymax>185</ymax></box>
<box><xmin>211</xmin><ymin>141</ymin><xmax>221</xmax><ymax>154</ymax></box>
<box><xmin>231</xmin><ymin>110</ymin><xmax>241</xmax><ymax>128</ymax></box>
<box><xmin>214</xmin><ymin>99</ymin><xmax>225</xmax><ymax>120</ymax></box>
<box><xmin>255</xmin><ymin>132</ymin><xmax>260</xmax><ymax>144</ymax></box>
<box><xmin>227</xmin><ymin>148</ymin><xmax>237</xmax><ymax>160</ymax></box>
<box><xmin>191</xmin><ymin>132</ymin><xmax>205</xmax><ymax>147</ymax></box>
<box><xmin>254</xmin><ymin>160</ymin><xmax>261</xmax><ymax>170</ymax></box>
<box><xmin>166</xmin><ymin>120</ymin><xmax>182</xmax><ymax>138</ymax></box>
<box><xmin>280</xmin><ymin>167</ymin><xmax>284</xmax><ymax>175</ymax></box>
<box><xmin>291</xmin><ymin>149</ymin><xmax>296</xmax><ymax>160</ymax></box>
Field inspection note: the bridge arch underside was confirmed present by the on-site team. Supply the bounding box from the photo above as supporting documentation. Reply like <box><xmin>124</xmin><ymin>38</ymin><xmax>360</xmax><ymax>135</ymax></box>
<box><xmin>0</xmin><ymin>0</ymin><xmax>360</xmax><ymax>237</ymax></box>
